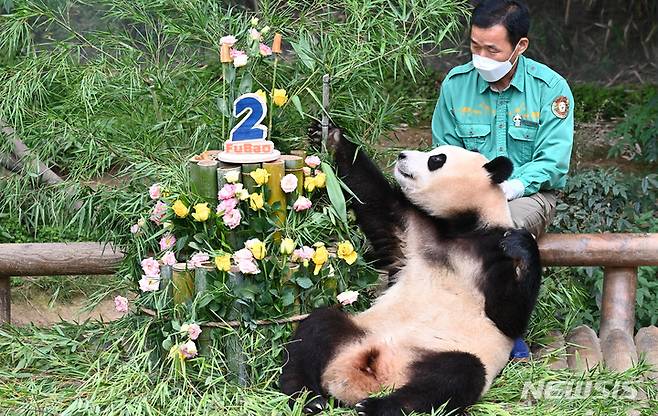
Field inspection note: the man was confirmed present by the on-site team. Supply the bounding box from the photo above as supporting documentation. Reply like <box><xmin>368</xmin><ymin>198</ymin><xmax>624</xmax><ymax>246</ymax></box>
<box><xmin>432</xmin><ymin>0</ymin><xmax>574</xmax><ymax>239</ymax></box>
<box><xmin>431</xmin><ymin>0</ymin><xmax>574</xmax><ymax>360</ymax></box>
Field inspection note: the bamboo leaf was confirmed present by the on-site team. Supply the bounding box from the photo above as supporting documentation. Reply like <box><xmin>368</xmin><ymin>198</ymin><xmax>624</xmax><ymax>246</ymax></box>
<box><xmin>321</xmin><ymin>161</ymin><xmax>347</xmax><ymax>224</ymax></box>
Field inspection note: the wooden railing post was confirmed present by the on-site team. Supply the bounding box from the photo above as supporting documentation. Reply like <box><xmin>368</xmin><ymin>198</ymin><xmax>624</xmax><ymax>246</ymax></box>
<box><xmin>0</xmin><ymin>274</ymin><xmax>10</xmax><ymax>324</ymax></box>
<box><xmin>599</xmin><ymin>267</ymin><xmax>638</xmax><ymax>341</ymax></box>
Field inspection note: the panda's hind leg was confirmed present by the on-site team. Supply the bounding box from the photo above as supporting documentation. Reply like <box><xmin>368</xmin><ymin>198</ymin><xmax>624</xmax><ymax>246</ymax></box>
<box><xmin>355</xmin><ymin>350</ymin><xmax>486</xmax><ymax>416</ymax></box>
<box><xmin>279</xmin><ymin>307</ymin><xmax>364</xmax><ymax>414</ymax></box>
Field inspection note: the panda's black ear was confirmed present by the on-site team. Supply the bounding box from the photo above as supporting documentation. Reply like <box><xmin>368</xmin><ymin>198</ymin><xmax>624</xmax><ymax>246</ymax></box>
<box><xmin>483</xmin><ymin>156</ymin><xmax>513</xmax><ymax>184</ymax></box>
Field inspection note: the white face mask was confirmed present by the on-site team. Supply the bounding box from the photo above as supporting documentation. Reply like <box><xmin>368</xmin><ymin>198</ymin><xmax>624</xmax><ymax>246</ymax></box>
<box><xmin>472</xmin><ymin>44</ymin><xmax>520</xmax><ymax>83</ymax></box>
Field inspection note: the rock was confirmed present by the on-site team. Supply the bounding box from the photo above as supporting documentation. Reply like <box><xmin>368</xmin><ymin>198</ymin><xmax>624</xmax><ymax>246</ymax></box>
<box><xmin>635</xmin><ymin>326</ymin><xmax>658</xmax><ymax>381</ymax></box>
<box><xmin>534</xmin><ymin>330</ymin><xmax>568</xmax><ymax>370</ymax></box>
<box><xmin>565</xmin><ymin>325</ymin><xmax>602</xmax><ymax>372</ymax></box>
<box><xmin>601</xmin><ymin>329</ymin><xmax>638</xmax><ymax>372</ymax></box>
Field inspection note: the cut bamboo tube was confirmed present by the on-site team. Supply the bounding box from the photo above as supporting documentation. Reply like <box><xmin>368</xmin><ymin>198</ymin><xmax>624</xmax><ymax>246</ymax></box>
<box><xmin>160</xmin><ymin>264</ymin><xmax>173</xmax><ymax>300</ymax></box>
<box><xmin>227</xmin><ymin>268</ymin><xmax>248</xmax><ymax>386</ymax></box>
<box><xmin>217</xmin><ymin>163</ymin><xmax>241</xmax><ymax>189</ymax></box>
<box><xmin>172</xmin><ymin>263</ymin><xmax>195</xmax><ymax>305</ymax></box>
<box><xmin>190</xmin><ymin>159</ymin><xmax>219</xmax><ymax>202</ymax></box>
<box><xmin>280</xmin><ymin>154</ymin><xmax>304</xmax><ymax>202</ymax></box>
<box><xmin>195</xmin><ymin>263</ymin><xmax>215</xmax><ymax>294</ymax></box>
<box><xmin>263</xmin><ymin>159</ymin><xmax>286</xmax><ymax>227</ymax></box>
<box><xmin>241</xmin><ymin>163</ymin><xmax>261</xmax><ymax>193</ymax></box>
<box><xmin>290</xmin><ymin>150</ymin><xmax>306</xmax><ymax>160</ymax></box>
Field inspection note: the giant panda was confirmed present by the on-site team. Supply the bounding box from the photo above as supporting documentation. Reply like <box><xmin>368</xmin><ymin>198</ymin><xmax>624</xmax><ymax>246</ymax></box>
<box><xmin>279</xmin><ymin>124</ymin><xmax>542</xmax><ymax>416</ymax></box>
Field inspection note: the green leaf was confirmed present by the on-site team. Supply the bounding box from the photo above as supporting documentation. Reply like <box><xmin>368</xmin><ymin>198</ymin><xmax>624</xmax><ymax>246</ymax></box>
<box><xmin>290</xmin><ymin>36</ymin><xmax>315</xmax><ymax>70</ymax></box>
<box><xmin>239</xmin><ymin>73</ymin><xmax>253</xmax><ymax>94</ymax></box>
<box><xmin>321</xmin><ymin>162</ymin><xmax>348</xmax><ymax>224</ymax></box>
<box><xmin>291</xmin><ymin>95</ymin><xmax>304</xmax><ymax>117</ymax></box>
<box><xmin>295</xmin><ymin>276</ymin><xmax>313</xmax><ymax>289</ymax></box>
<box><xmin>217</xmin><ymin>97</ymin><xmax>229</xmax><ymax>117</ymax></box>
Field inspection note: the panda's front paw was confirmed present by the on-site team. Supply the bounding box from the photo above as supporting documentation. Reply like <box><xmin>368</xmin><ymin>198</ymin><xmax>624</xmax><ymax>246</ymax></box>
<box><xmin>307</xmin><ymin>121</ymin><xmax>342</xmax><ymax>153</ymax></box>
<box><xmin>355</xmin><ymin>397</ymin><xmax>403</xmax><ymax>416</ymax></box>
<box><xmin>500</xmin><ymin>229</ymin><xmax>539</xmax><ymax>277</ymax></box>
<box><xmin>302</xmin><ymin>396</ymin><xmax>327</xmax><ymax>414</ymax></box>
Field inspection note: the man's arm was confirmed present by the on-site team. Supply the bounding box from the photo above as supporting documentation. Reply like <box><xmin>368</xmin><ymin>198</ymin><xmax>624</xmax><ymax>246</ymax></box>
<box><xmin>511</xmin><ymin>79</ymin><xmax>574</xmax><ymax>196</ymax></box>
<box><xmin>431</xmin><ymin>78</ymin><xmax>462</xmax><ymax>148</ymax></box>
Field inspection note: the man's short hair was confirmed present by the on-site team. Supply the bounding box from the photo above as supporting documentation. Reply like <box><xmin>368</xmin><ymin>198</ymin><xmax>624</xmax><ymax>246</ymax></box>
<box><xmin>471</xmin><ymin>0</ymin><xmax>530</xmax><ymax>46</ymax></box>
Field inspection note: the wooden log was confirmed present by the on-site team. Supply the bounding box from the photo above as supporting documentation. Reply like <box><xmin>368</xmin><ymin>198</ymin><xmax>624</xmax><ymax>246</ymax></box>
<box><xmin>0</xmin><ymin>274</ymin><xmax>9</xmax><ymax>324</ymax></box>
<box><xmin>539</xmin><ymin>233</ymin><xmax>658</xmax><ymax>267</ymax></box>
<box><xmin>601</xmin><ymin>328</ymin><xmax>638</xmax><ymax>371</ymax></box>
<box><xmin>635</xmin><ymin>326</ymin><xmax>658</xmax><ymax>381</ymax></box>
<box><xmin>599</xmin><ymin>267</ymin><xmax>638</xmax><ymax>340</ymax></box>
<box><xmin>0</xmin><ymin>242</ymin><xmax>123</xmax><ymax>276</ymax></box>
<box><xmin>534</xmin><ymin>330</ymin><xmax>568</xmax><ymax>370</ymax></box>
<box><xmin>565</xmin><ymin>325</ymin><xmax>602</xmax><ymax>372</ymax></box>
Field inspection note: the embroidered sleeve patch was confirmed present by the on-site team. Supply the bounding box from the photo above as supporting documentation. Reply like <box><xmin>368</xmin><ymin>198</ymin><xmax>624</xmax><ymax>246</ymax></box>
<box><xmin>552</xmin><ymin>96</ymin><xmax>570</xmax><ymax>119</ymax></box>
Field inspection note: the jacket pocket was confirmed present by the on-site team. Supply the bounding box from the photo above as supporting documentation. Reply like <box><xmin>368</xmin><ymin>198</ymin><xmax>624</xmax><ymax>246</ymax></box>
<box><xmin>456</xmin><ymin>123</ymin><xmax>490</xmax><ymax>152</ymax></box>
<box><xmin>508</xmin><ymin>126</ymin><xmax>537</xmax><ymax>162</ymax></box>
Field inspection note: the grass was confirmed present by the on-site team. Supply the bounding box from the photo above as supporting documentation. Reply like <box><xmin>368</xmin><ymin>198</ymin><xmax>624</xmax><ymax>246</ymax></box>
<box><xmin>1</xmin><ymin>317</ymin><xmax>656</xmax><ymax>416</ymax></box>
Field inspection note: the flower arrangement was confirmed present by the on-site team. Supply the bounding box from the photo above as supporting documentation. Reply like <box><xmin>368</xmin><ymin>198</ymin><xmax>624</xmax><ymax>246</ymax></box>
<box><xmin>126</xmin><ymin>153</ymin><xmax>378</xmax><ymax>364</ymax></box>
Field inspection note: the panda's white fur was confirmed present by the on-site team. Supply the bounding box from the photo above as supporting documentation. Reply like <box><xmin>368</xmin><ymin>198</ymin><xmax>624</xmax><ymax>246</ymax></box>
<box><xmin>280</xmin><ymin>127</ymin><xmax>542</xmax><ymax>416</ymax></box>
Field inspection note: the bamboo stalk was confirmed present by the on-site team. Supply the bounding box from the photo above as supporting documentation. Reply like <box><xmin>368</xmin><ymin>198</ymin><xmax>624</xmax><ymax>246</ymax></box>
<box><xmin>159</xmin><ymin>264</ymin><xmax>172</xmax><ymax>301</ymax></box>
<box><xmin>290</xmin><ymin>149</ymin><xmax>306</xmax><ymax>159</ymax></box>
<box><xmin>241</xmin><ymin>163</ymin><xmax>261</xmax><ymax>193</ymax></box>
<box><xmin>217</xmin><ymin>163</ymin><xmax>241</xmax><ymax>189</ymax></box>
<box><xmin>280</xmin><ymin>154</ymin><xmax>304</xmax><ymax>203</ymax></box>
<box><xmin>226</xmin><ymin>268</ymin><xmax>248</xmax><ymax>385</ymax></box>
<box><xmin>190</xmin><ymin>159</ymin><xmax>219</xmax><ymax>202</ymax></box>
<box><xmin>172</xmin><ymin>263</ymin><xmax>195</xmax><ymax>305</ymax></box>
<box><xmin>263</xmin><ymin>159</ymin><xmax>286</xmax><ymax>227</ymax></box>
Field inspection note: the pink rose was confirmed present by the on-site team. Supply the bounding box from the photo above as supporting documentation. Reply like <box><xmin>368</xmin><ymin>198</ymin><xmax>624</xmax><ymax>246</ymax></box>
<box><xmin>161</xmin><ymin>251</ymin><xmax>176</xmax><ymax>266</ymax></box>
<box><xmin>259</xmin><ymin>43</ymin><xmax>272</xmax><ymax>56</ymax></box>
<box><xmin>248</xmin><ymin>28</ymin><xmax>261</xmax><ymax>41</ymax></box>
<box><xmin>293</xmin><ymin>196</ymin><xmax>312</xmax><ymax>212</ymax></box>
<box><xmin>238</xmin><ymin>259</ymin><xmax>260</xmax><ymax>274</ymax></box>
<box><xmin>188</xmin><ymin>252</ymin><xmax>210</xmax><ymax>269</ymax></box>
<box><xmin>150</xmin><ymin>201</ymin><xmax>167</xmax><ymax>225</ymax></box>
<box><xmin>148</xmin><ymin>183</ymin><xmax>161</xmax><ymax>200</ymax></box>
<box><xmin>302</xmin><ymin>167</ymin><xmax>312</xmax><ymax>176</ymax></box>
<box><xmin>139</xmin><ymin>276</ymin><xmax>160</xmax><ymax>292</ymax></box>
<box><xmin>218</xmin><ymin>184</ymin><xmax>236</xmax><ymax>200</ymax></box>
<box><xmin>159</xmin><ymin>233</ymin><xmax>176</xmax><ymax>251</ymax></box>
<box><xmin>233</xmin><ymin>248</ymin><xmax>253</xmax><ymax>263</ymax></box>
<box><xmin>217</xmin><ymin>197</ymin><xmax>238</xmax><ymax>214</ymax></box>
<box><xmin>337</xmin><ymin>290</ymin><xmax>359</xmax><ymax>306</ymax></box>
<box><xmin>180</xmin><ymin>340</ymin><xmax>198</xmax><ymax>359</ymax></box>
<box><xmin>220</xmin><ymin>35</ymin><xmax>236</xmax><ymax>46</ymax></box>
<box><xmin>280</xmin><ymin>174</ymin><xmax>298</xmax><ymax>193</ymax></box>
<box><xmin>223</xmin><ymin>209</ymin><xmax>241</xmax><ymax>229</ymax></box>
<box><xmin>188</xmin><ymin>323</ymin><xmax>202</xmax><ymax>340</ymax></box>
<box><xmin>292</xmin><ymin>246</ymin><xmax>315</xmax><ymax>262</ymax></box>
<box><xmin>130</xmin><ymin>223</ymin><xmax>140</xmax><ymax>234</ymax></box>
<box><xmin>305</xmin><ymin>155</ymin><xmax>321</xmax><ymax>168</ymax></box>
<box><xmin>114</xmin><ymin>295</ymin><xmax>129</xmax><ymax>313</ymax></box>
<box><xmin>230</xmin><ymin>48</ymin><xmax>246</xmax><ymax>58</ymax></box>
<box><xmin>140</xmin><ymin>257</ymin><xmax>161</xmax><ymax>277</ymax></box>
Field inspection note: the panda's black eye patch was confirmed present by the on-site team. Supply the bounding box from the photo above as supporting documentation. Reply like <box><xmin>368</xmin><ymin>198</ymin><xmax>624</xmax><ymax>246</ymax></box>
<box><xmin>428</xmin><ymin>154</ymin><xmax>447</xmax><ymax>171</ymax></box>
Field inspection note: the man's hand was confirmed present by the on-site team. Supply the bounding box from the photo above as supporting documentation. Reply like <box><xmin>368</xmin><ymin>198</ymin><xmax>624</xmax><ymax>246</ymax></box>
<box><xmin>500</xmin><ymin>179</ymin><xmax>525</xmax><ymax>201</ymax></box>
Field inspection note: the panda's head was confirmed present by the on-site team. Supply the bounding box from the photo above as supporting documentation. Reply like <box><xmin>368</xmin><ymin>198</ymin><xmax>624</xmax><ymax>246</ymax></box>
<box><xmin>394</xmin><ymin>145</ymin><xmax>514</xmax><ymax>226</ymax></box>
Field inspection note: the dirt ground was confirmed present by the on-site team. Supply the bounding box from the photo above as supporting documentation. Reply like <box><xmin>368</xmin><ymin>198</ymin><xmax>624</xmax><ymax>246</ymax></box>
<box><xmin>10</xmin><ymin>293</ymin><xmax>124</xmax><ymax>326</ymax></box>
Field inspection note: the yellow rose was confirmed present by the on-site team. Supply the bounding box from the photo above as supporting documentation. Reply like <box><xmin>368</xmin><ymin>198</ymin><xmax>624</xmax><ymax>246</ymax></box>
<box><xmin>214</xmin><ymin>253</ymin><xmax>231</xmax><ymax>272</ymax></box>
<box><xmin>224</xmin><ymin>170</ymin><xmax>240</xmax><ymax>183</ymax></box>
<box><xmin>304</xmin><ymin>176</ymin><xmax>316</xmax><ymax>192</ymax></box>
<box><xmin>172</xmin><ymin>200</ymin><xmax>189</xmax><ymax>218</ymax></box>
<box><xmin>337</xmin><ymin>241</ymin><xmax>358</xmax><ymax>265</ymax></box>
<box><xmin>255</xmin><ymin>89</ymin><xmax>267</xmax><ymax>102</ymax></box>
<box><xmin>272</xmin><ymin>88</ymin><xmax>288</xmax><ymax>106</ymax></box>
<box><xmin>314</xmin><ymin>172</ymin><xmax>326</xmax><ymax>189</ymax></box>
<box><xmin>312</xmin><ymin>243</ymin><xmax>329</xmax><ymax>276</ymax></box>
<box><xmin>250</xmin><ymin>168</ymin><xmax>270</xmax><ymax>186</ymax></box>
<box><xmin>280</xmin><ymin>237</ymin><xmax>296</xmax><ymax>255</ymax></box>
<box><xmin>191</xmin><ymin>203</ymin><xmax>211</xmax><ymax>222</ymax></box>
<box><xmin>249</xmin><ymin>192</ymin><xmax>264</xmax><ymax>211</ymax></box>
<box><xmin>246</xmin><ymin>239</ymin><xmax>267</xmax><ymax>260</ymax></box>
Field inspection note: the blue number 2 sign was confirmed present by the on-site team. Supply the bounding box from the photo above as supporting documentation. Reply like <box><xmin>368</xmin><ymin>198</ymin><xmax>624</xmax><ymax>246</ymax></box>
<box><xmin>230</xmin><ymin>93</ymin><xmax>268</xmax><ymax>141</ymax></box>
